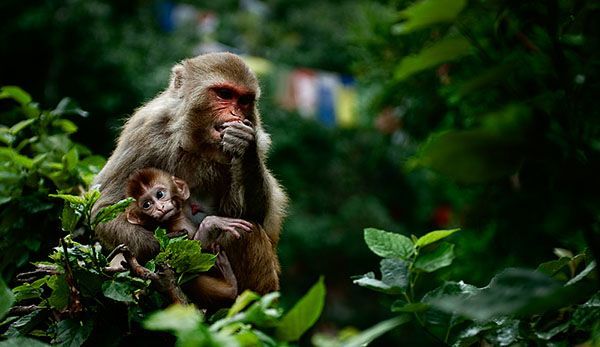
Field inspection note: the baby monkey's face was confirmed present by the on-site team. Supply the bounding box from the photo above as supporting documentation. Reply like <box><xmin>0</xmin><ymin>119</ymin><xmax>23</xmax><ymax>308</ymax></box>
<box><xmin>138</xmin><ymin>184</ymin><xmax>178</xmax><ymax>222</ymax></box>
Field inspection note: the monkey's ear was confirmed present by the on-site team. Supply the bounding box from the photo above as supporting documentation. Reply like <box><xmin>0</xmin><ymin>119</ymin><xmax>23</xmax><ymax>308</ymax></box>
<box><xmin>169</xmin><ymin>64</ymin><xmax>185</xmax><ymax>90</ymax></box>
<box><xmin>126</xmin><ymin>210</ymin><xmax>143</xmax><ymax>225</ymax></box>
<box><xmin>172</xmin><ymin>176</ymin><xmax>190</xmax><ymax>200</ymax></box>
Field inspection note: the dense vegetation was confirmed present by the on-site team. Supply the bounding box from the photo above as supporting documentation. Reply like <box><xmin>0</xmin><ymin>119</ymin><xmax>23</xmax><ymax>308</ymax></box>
<box><xmin>1</xmin><ymin>0</ymin><xmax>598</xmax><ymax>346</ymax></box>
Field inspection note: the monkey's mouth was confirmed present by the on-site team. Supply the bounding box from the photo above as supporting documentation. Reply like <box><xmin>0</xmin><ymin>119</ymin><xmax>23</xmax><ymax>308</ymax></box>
<box><xmin>158</xmin><ymin>208</ymin><xmax>176</xmax><ymax>222</ymax></box>
<box><xmin>212</xmin><ymin>123</ymin><xmax>227</xmax><ymax>141</ymax></box>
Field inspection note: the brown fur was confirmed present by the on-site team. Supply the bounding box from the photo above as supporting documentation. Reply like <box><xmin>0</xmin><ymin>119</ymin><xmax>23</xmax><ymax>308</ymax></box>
<box><xmin>92</xmin><ymin>53</ymin><xmax>287</xmax><ymax>294</ymax></box>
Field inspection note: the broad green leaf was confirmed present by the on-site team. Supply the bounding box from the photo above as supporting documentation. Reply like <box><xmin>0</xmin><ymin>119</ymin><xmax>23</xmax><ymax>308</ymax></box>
<box><xmin>394</xmin><ymin>37</ymin><xmax>471</xmax><ymax>81</ymax></box>
<box><xmin>4</xmin><ymin>309</ymin><xmax>45</xmax><ymax>337</ymax></box>
<box><xmin>565</xmin><ymin>261</ymin><xmax>596</xmax><ymax>286</ymax></box>
<box><xmin>155</xmin><ymin>238</ymin><xmax>216</xmax><ymax>277</ymax></box>
<box><xmin>227</xmin><ymin>290</ymin><xmax>260</xmax><ymax>318</ymax></box>
<box><xmin>414</xmin><ymin>242</ymin><xmax>455</xmax><ymax>272</ymax></box>
<box><xmin>0</xmin><ymin>337</ymin><xmax>50</xmax><ymax>347</ymax></box>
<box><xmin>392</xmin><ymin>0</ymin><xmax>467</xmax><ymax>34</ymax></box>
<box><xmin>536</xmin><ymin>257</ymin><xmax>571</xmax><ymax>278</ymax></box>
<box><xmin>0</xmin><ymin>147</ymin><xmax>34</xmax><ymax>169</ymax></box>
<box><xmin>9</xmin><ymin>119</ymin><xmax>35</xmax><ymax>135</ymax></box>
<box><xmin>380</xmin><ymin>258</ymin><xmax>409</xmax><ymax>290</ymax></box>
<box><xmin>144</xmin><ymin>304</ymin><xmax>203</xmax><ymax>333</ymax></box>
<box><xmin>0</xmin><ymin>86</ymin><xmax>32</xmax><ymax>105</ymax></box>
<box><xmin>415</xmin><ymin>228</ymin><xmax>459</xmax><ymax>247</ymax></box>
<box><xmin>52</xmin><ymin>119</ymin><xmax>78</xmax><ymax>134</ymax></box>
<box><xmin>53</xmin><ymin>98</ymin><xmax>89</xmax><ymax>118</ymax></box>
<box><xmin>0</xmin><ymin>278</ymin><xmax>15</xmax><ymax>320</ymax></box>
<box><xmin>391</xmin><ymin>301</ymin><xmax>429</xmax><ymax>313</ymax></box>
<box><xmin>155</xmin><ymin>228</ymin><xmax>170</xmax><ymax>251</ymax></box>
<box><xmin>53</xmin><ymin>319</ymin><xmax>93</xmax><ymax>347</ymax></box>
<box><xmin>276</xmin><ymin>276</ymin><xmax>326</xmax><ymax>341</ymax></box>
<box><xmin>364</xmin><ymin>228</ymin><xmax>413</xmax><ymax>259</ymax></box>
<box><xmin>343</xmin><ymin>316</ymin><xmax>411</xmax><ymax>347</ymax></box>
<box><xmin>572</xmin><ymin>293</ymin><xmax>600</xmax><ymax>329</ymax></box>
<box><xmin>412</xmin><ymin>130</ymin><xmax>523</xmax><ymax>183</ymax></box>
<box><xmin>102</xmin><ymin>280</ymin><xmax>136</xmax><ymax>303</ymax></box>
<box><xmin>61</xmin><ymin>203</ymin><xmax>82</xmax><ymax>233</ymax></box>
<box><xmin>535</xmin><ymin>321</ymin><xmax>570</xmax><ymax>340</ymax></box>
<box><xmin>62</xmin><ymin>147</ymin><xmax>79</xmax><ymax>172</ymax></box>
<box><xmin>237</xmin><ymin>292</ymin><xmax>282</xmax><ymax>327</ymax></box>
<box><xmin>92</xmin><ymin>197</ymin><xmax>135</xmax><ymax>228</ymax></box>
<box><xmin>47</xmin><ymin>275</ymin><xmax>69</xmax><ymax>310</ymax></box>
<box><xmin>49</xmin><ymin>194</ymin><xmax>86</xmax><ymax>206</ymax></box>
<box><xmin>421</xmin><ymin>281</ymin><xmax>477</xmax><ymax>326</ymax></box>
<box><xmin>352</xmin><ymin>272</ymin><xmax>403</xmax><ymax>295</ymax></box>
<box><xmin>429</xmin><ymin>269</ymin><xmax>589</xmax><ymax>321</ymax></box>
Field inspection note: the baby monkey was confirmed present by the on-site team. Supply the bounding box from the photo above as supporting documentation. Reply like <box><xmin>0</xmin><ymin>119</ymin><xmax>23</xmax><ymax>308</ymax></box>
<box><xmin>125</xmin><ymin>167</ymin><xmax>253</xmax><ymax>308</ymax></box>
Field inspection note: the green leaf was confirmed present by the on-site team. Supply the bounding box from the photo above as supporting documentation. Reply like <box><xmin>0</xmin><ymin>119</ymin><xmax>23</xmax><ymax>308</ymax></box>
<box><xmin>364</xmin><ymin>228</ymin><xmax>414</xmax><ymax>259</ymax></box>
<box><xmin>0</xmin><ymin>147</ymin><xmax>34</xmax><ymax>169</ymax></box>
<box><xmin>0</xmin><ymin>86</ymin><xmax>32</xmax><ymax>105</ymax></box>
<box><xmin>565</xmin><ymin>261</ymin><xmax>596</xmax><ymax>286</ymax></box>
<box><xmin>9</xmin><ymin>119</ymin><xmax>35</xmax><ymax>135</ymax></box>
<box><xmin>572</xmin><ymin>292</ymin><xmax>600</xmax><ymax>330</ymax></box>
<box><xmin>429</xmin><ymin>269</ymin><xmax>590</xmax><ymax>321</ymax></box>
<box><xmin>0</xmin><ymin>278</ymin><xmax>15</xmax><ymax>320</ymax></box>
<box><xmin>101</xmin><ymin>280</ymin><xmax>136</xmax><ymax>303</ymax></box>
<box><xmin>4</xmin><ymin>309</ymin><xmax>45</xmax><ymax>337</ymax></box>
<box><xmin>155</xmin><ymin>228</ymin><xmax>170</xmax><ymax>251</ymax></box>
<box><xmin>53</xmin><ymin>98</ymin><xmax>89</xmax><ymax>118</ymax></box>
<box><xmin>0</xmin><ymin>337</ymin><xmax>50</xmax><ymax>347</ymax></box>
<box><xmin>394</xmin><ymin>36</ymin><xmax>471</xmax><ymax>81</ymax></box>
<box><xmin>392</xmin><ymin>0</ymin><xmax>467</xmax><ymax>34</ymax></box>
<box><xmin>414</xmin><ymin>242</ymin><xmax>455</xmax><ymax>272</ymax></box>
<box><xmin>276</xmin><ymin>276</ymin><xmax>326</xmax><ymax>341</ymax></box>
<box><xmin>91</xmin><ymin>197</ymin><xmax>135</xmax><ymax>229</ymax></box>
<box><xmin>47</xmin><ymin>275</ymin><xmax>69</xmax><ymax>310</ymax></box>
<box><xmin>144</xmin><ymin>304</ymin><xmax>203</xmax><ymax>333</ymax></box>
<box><xmin>415</xmin><ymin>229</ymin><xmax>459</xmax><ymax>248</ymax></box>
<box><xmin>155</xmin><ymin>238</ymin><xmax>215</xmax><ymax>277</ymax></box>
<box><xmin>352</xmin><ymin>272</ymin><xmax>403</xmax><ymax>295</ymax></box>
<box><xmin>61</xmin><ymin>203</ymin><xmax>82</xmax><ymax>233</ymax></box>
<box><xmin>53</xmin><ymin>319</ymin><xmax>93</xmax><ymax>347</ymax></box>
<box><xmin>391</xmin><ymin>301</ymin><xmax>429</xmax><ymax>313</ymax></box>
<box><xmin>380</xmin><ymin>258</ymin><xmax>409</xmax><ymax>290</ymax></box>
<box><xmin>536</xmin><ymin>257</ymin><xmax>571</xmax><ymax>278</ymax></box>
<box><xmin>227</xmin><ymin>290</ymin><xmax>260</xmax><ymax>318</ymax></box>
<box><xmin>343</xmin><ymin>316</ymin><xmax>411</xmax><ymax>347</ymax></box>
<box><xmin>62</xmin><ymin>147</ymin><xmax>79</xmax><ymax>172</ymax></box>
<box><xmin>412</xmin><ymin>130</ymin><xmax>523</xmax><ymax>183</ymax></box>
<box><xmin>49</xmin><ymin>194</ymin><xmax>86</xmax><ymax>206</ymax></box>
<box><xmin>52</xmin><ymin>119</ymin><xmax>79</xmax><ymax>134</ymax></box>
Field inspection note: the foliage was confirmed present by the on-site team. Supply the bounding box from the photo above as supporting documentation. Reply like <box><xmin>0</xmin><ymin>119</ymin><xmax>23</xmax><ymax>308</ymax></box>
<box><xmin>0</xmin><ymin>86</ymin><xmax>105</xmax><ymax>278</ymax></box>
<box><xmin>144</xmin><ymin>278</ymin><xmax>326</xmax><ymax>346</ymax></box>
<box><xmin>351</xmin><ymin>227</ymin><xmax>599</xmax><ymax>346</ymax></box>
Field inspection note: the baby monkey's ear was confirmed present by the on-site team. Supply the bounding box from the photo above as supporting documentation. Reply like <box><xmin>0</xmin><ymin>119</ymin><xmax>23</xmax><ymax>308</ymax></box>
<box><xmin>172</xmin><ymin>176</ymin><xmax>190</xmax><ymax>200</ymax></box>
<box><xmin>126</xmin><ymin>209</ymin><xmax>144</xmax><ymax>225</ymax></box>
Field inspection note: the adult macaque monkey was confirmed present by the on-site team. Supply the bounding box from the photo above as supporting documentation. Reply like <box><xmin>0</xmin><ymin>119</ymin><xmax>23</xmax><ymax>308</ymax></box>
<box><xmin>92</xmin><ymin>53</ymin><xmax>287</xmax><ymax>294</ymax></box>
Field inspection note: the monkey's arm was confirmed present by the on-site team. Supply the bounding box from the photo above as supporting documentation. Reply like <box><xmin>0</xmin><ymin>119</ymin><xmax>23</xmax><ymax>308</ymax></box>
<box><xmin>182</xmin><ymin>248</ymin><xmax>238</xmax><ymax>308</ymax></box>
<box><xmin>222</xmin><ymin>121</ymin><xmax>287</xmax><ymax>237</ymax></box>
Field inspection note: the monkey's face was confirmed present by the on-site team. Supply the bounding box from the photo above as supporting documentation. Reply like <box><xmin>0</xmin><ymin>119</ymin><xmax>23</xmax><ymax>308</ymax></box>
<box><xmin>209</xmin><ymin>85</ymin><xmax>255</xmax><ymax>139</ymax></box>
<box><xmin>138</xmin><ymin>185</ymin><xmax>178</xmax><ymax>222</ymax></box>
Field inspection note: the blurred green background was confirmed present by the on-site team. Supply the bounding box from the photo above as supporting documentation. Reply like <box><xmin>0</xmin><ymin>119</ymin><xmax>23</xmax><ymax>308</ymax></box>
<box><xmin>1</xmin><ymin>0</ymin><xmax>598</xmax><ymax>344</ymax></box>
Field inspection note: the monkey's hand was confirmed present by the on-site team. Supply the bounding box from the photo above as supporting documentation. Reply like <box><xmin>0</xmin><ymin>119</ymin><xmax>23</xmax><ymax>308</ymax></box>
<box><xmin>221</xmin><ymin>120</ymin><xmax>256</xmax><ymax>158</ymax></box>
<box><xmin>193</xmin><ymin>216</ymin><xmax>254</xmax><ymax>244</ymax></box>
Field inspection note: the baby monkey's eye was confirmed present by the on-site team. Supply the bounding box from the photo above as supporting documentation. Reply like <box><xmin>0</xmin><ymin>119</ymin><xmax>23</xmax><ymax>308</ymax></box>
<box><xmin>156</xmin><ymin>190</ymin><xmax>165</xmax><ymax>199</ymax></box>
<box><xmin>142</xmin><ymin>201</ymin><xmax>152</xmax><ymax>209</ymax></box>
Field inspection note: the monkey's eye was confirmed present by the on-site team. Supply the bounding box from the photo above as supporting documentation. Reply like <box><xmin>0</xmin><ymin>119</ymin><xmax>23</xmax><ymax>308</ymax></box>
<box><xmin>215</xmin><ymin>88</ymin><xmax>234</xmax><ymax>100</ymax></box>
<box><xmin>238</xmin><ymin>94</ymin><xmax>254</xmax><ymax>106</ymax></box>
<box><xmin>142</xmin><ymin>201</ymin><xmax>152</xmax><ymax>209</ymax></box>
<box><xmin>156</xmin><ymin>190</ymin><xmax>165</xmax><ymax>199</ymax></box>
